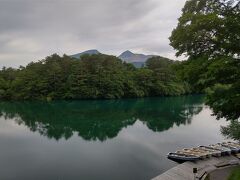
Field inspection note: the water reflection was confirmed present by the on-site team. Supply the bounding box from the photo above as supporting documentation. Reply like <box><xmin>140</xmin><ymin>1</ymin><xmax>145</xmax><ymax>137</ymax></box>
<box><xmin>0</xmin><ymin>96</ymin><xmax>203</xmax><ymax>141</ymax></box>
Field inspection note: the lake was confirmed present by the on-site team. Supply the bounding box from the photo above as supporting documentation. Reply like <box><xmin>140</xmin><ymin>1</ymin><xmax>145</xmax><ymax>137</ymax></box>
<box><xmin>0</xmin><ymin>95</ymin><xmax>229</xmax><ymax>180</ymax></box>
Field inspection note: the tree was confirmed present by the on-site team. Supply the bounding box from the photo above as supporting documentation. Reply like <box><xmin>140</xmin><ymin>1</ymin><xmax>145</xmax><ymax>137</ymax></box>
<box><xmin>170</xmin><ymin>0</ymin><xmax>240</xmax><ymax>59</ymax></box>
<box><xmin>0</xmin><ymin>53</ymin><xmax>188</xmax><ymax>100</ymax></box>
<box><xmin>170</xmin><ymin>0</ymin><xmax>240</xmax><ymax>121</ymax></box>
<box><xmin>145</xmin><ymin>56</ymin><xmax>173</xmax><ymax>70</ymax></box>
<box><xmin>221</xmin><ymin>120</ymin><xmax>240</xmax><ymax>140</ymax></box>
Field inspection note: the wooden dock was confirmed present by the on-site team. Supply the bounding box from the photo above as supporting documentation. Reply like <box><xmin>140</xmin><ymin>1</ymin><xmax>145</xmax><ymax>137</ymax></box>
<box><xmin>152</xmin><ymin>155</ymin><xmax>240</xmax><ymax>180</ymax></box>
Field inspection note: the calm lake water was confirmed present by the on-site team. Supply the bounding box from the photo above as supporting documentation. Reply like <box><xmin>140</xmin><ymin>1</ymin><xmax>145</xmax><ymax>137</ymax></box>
<box><xmin>0</xmin><ymin>95</ymin><xmax>229</xmax><ymax>180</ymax></box>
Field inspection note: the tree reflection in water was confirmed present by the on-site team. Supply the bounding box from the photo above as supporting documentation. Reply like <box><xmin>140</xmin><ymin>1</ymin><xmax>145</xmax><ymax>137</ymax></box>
<box><xmin>0</xmin><ymin>96</ymin><xmax>203</xmax><ymax>141</ymax></box>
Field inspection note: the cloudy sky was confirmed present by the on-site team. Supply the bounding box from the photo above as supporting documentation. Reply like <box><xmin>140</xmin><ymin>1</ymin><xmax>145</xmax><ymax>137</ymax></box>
<box><xmin>0</xmin><ymin>0</ymin><xmax>187</xmax><ymax>67</ymax></box>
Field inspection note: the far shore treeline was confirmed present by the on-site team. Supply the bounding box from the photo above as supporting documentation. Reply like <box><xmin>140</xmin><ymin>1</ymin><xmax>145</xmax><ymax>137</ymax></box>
<box><xmin>0</xmin><ymin>54</ymin><xmax>191</xmax><ymax>101</ymax></box>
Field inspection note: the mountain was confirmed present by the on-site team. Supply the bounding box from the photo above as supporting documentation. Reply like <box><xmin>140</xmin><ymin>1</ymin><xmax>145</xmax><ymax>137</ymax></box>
<box><xmin>70</xmin><ymin>49</ymin><xmax>167</xmax><ymax>68</ymax></box>
<box><xmin>71</xmin><ymin>49</ymin><xmax>100</xmax><ymax>59</ymax></box>
<box><xmin>118</xmin><ymin>50</ymin><xmax>154</xmax><ymax>63</ymax></box>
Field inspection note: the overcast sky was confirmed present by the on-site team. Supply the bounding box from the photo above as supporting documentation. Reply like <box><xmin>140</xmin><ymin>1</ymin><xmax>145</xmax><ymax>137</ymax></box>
<box><xmin>0</xmin><ymin>0</ymin><xmax>187</xmax><ymax>67</ymax></box>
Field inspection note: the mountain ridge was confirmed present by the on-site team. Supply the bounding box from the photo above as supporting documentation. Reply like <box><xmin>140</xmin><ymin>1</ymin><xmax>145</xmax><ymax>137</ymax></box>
<box><xmin>118</xmin><ymin>50</ymin><xmax>155</xmax><ymax>63</ymax></box>
<box><xmin>70</xmin><ymin>50</ymin><xmax>169</xmax><ymax>68</ymax></box>
<box><xmin>70</xmin><ymin>49</ymin><xmax>100</xmax><ymax>59</ymax></box>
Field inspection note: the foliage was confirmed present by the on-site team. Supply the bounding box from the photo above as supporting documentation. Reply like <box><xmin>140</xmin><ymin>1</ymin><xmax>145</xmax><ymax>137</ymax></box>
<box><xmin>206</xmin><ymin>83</ymin><xmax>240</xmax><ymax>120</ymax></box>
<box><xmin>0</xmin><ymin>54</ymin><xmax>188</xmax><ymax>100</ymax></box>
<box><xmin>172</xmin><ymin>57</ymin><xmax>210</xmax><ymax>92</ymax></box>
<box><xmin>170</xmin><ymin>0</ymin><xmax>240</xmax><ymax>121</ymax></box>
<box><xmin>145</xmin><ymin>56</ymin><xmax>173</xmax><ymax>70</ymax></box>
<box><xmin>170</xmin><ymin>0</ymin><xmax>240</xmax><ymax>58</ymax></box>
<box><xmin>228</xmin><ymin>166</ymin><xmax>240</xmax><ymax>180</ymax></box>
<box><xmin>173</xmin><ymin>57</ymin><xmax>240</xmax><ymax>120</ymax></box>
<box><xmin>221</xmin><ymin>120</ymin><xmax>240</xmax><ymax>141</ymax></box>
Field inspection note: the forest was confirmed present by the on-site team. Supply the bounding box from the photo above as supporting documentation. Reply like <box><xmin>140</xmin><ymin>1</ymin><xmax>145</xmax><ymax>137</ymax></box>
<box><xmin>0</xmin><ymin>0</ymin><xmax>239</xmax><ymax>124</ymax></box>
<box><xmin>0</xmin><ymin>55</ymin><xmax>188</xmax><ymax>100</ymax></box>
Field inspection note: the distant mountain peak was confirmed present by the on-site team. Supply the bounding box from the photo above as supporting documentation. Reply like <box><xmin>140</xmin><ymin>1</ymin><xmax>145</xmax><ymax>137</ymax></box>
<box><xmin>118</xmin><ymin>51</ymin><xmax>134</xmax><ymax>60</ymax></box>
<box><xmin>118</xmin><ymin>50</ymin><xmax>154</xmax><ymax>63</ymax></box>
<box><xmin>70</xmin><ymin>49</ymin><xmax>100</xmax><ymax>59</ymax></box>
<box><xmin>121</xmin><ymin>50</ymin><xmax>134</xmax><ymax>55</ymax></box>
<box><xmin>84</xmin><ymin>49</ymin><xmax>100</xmax><ymax>54</ymax></box>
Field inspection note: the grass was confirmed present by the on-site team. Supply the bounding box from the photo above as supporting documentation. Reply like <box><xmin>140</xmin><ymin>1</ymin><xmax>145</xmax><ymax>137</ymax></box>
<box><xmin>205</xmin><ymin>174</ymin><xmax>210</xmax><ymax>180</ymax></box>
<box><xmin>228</xmin><ymin>166</ymin><xmax>240</xmax><ymax>180</ymax></box>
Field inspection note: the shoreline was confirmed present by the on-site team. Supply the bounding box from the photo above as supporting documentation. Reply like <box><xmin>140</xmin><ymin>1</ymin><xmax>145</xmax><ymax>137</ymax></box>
<box><xmin>152</xmin><ymin>155</ymin><xmax>240</xmax><ymax>180</ymax></box>
<box><xmin>0</xmin><ymin>94</ymin><xmax>204</xmax><ymax>102</ymax></box>
<box><xmin>207</xmin><ymin>165</ymin><xmax>240</xmax><ymax>180</ymax></box>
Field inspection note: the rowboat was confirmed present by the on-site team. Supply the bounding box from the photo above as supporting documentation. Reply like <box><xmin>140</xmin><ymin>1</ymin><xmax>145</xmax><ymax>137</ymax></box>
<box><xmin>198</xmin><ymin>146</ymin><xmax>222</xmax><ymax>157</ymax></box>
<box><xmin>190</xmin><ymin>148</ymin><xmax>212</xmax><ymax>158</ymax></box>
<box><xmin>175</xmin><ymin>150</ymin><xmax>201</xmax><ymax>157</ymax></box>
<box><xmin>226</xmin><ymin>142</ymin><xmax>240</xmax><ymax>149</ymax></box>
<box><xmin>229</xmin><ymin>142</ymin><xmax>240</xmax><ymax>146</ymax></box>
<box><xmin>166</xmin><ymin>141</ymin><xmax>240</xmax><ymax>163</ymax></box>
<box><xmin>221</xmin><ymin>142</ymin><xmax>240</xmax><ymax>152</ymax></box>
<box><xmin>178</xmin><ymin>149</ymin><xmax>207</xmax><ymax>159</ymax></box>
<box><xmin>219</xmin><ymin>143</ymin><xmax>239</xmax><ymax>154</ymax></box>
<box><xmin>208</xmin><ymin>144</ymin><xmax>232</xmax><ymax>155</ymax></box>
<box><xmin>167</xmin><ymin>152</ymin><xmax>200</xmax><ymax>162</ymax></box>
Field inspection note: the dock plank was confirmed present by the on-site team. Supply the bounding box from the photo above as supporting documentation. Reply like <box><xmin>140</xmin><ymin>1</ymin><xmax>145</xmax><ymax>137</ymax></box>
<box><xmin>152</xmin><ymin>156</ymin><xmax>240</xmax><ymax>180</ymax></box>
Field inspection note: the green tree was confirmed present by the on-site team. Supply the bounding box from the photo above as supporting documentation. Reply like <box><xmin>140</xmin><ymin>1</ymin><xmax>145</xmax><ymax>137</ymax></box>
<box><xmin>145</xmin><ymin>56</ymin><xmax>173</xmax><ymax>70</ymax></box>
<box><xmin>221</xmin><ymin>120</ymin><xmax>240</xmax><ymax>141</ymax></box>
<box><xmin>170</xmin><ymin>0</ymin><xmax>240</xmax><ymax>120</ymax></box>
<box><xmin>0</xmin><ymin>53</ymin><xmax>189</xmax><ymax>100</ymax></box>
<box><xmin>170</xmin><ymin>0</ymin><xmax>240</xmax><ymax>58</ymax></box>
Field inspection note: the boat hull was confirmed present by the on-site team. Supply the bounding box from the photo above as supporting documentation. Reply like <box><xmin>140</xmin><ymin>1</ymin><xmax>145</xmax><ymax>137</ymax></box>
<box><xmin>167</xmin><ymin>153</ymin><xmax>200</xmax><ymax>162</ymax></box>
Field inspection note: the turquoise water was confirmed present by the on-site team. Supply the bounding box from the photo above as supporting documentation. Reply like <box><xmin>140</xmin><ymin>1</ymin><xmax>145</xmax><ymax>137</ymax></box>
<box><xmin>0</xmin><ymin>96</ymin><xmax>229</xmax><ymax>180</ymax></box>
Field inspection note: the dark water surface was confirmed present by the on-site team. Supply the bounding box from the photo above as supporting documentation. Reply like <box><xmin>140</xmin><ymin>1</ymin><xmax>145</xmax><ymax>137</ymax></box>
<box><xmin>0</xmin><ymin>96</ymin><xmax>229</xmax><ymax>180</ymax></box>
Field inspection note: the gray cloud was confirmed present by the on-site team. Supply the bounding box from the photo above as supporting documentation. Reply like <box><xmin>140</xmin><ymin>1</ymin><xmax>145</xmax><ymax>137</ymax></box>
<box><xmin>0</xmin><ymin>0</ymin><xmax>187</xmax><ymax>67</ymax></box>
